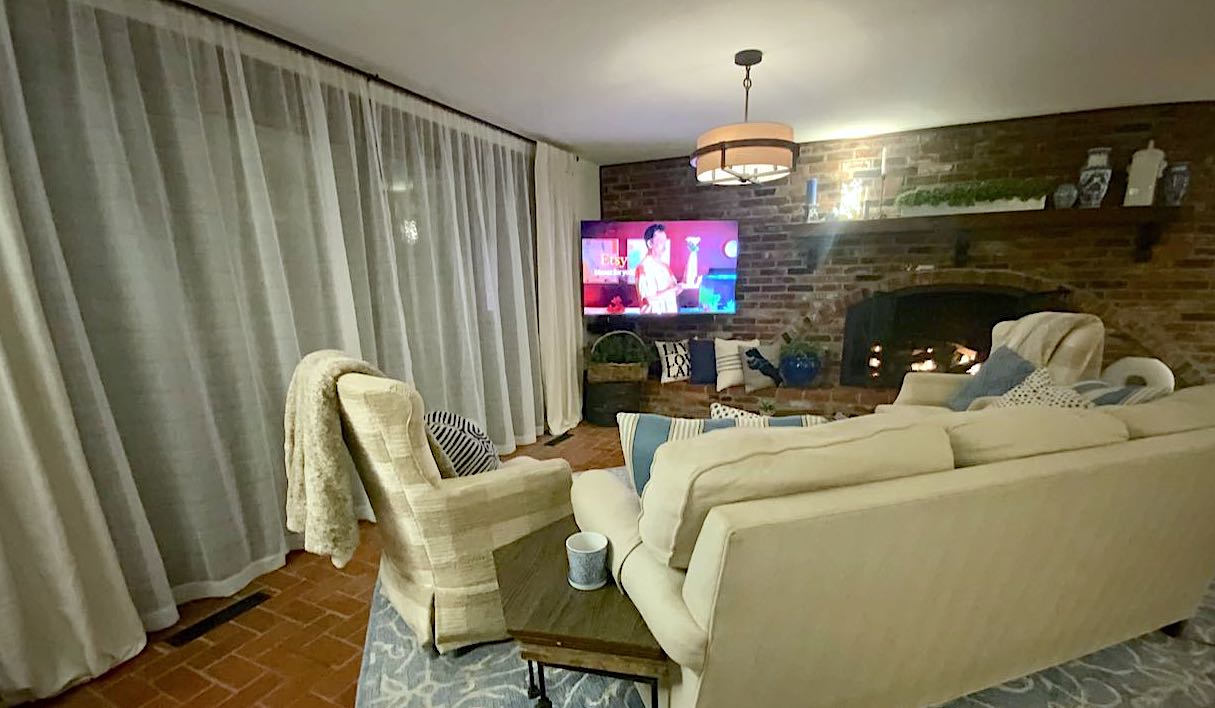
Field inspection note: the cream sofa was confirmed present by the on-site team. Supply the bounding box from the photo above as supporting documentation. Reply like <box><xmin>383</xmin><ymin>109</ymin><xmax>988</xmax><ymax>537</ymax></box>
<box><xmin>572</xmin><ymin>384</ymin><xmax>1215</xmax><ymax>708</ymax></box>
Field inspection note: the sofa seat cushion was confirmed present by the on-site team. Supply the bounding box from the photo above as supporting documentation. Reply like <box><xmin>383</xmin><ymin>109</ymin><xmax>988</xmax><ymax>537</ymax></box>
<box><xmin>639</xmin><ymin>415</ymin><xmax>955</xmax><ymax>569</ymax></box>
<box><xmin>930</xmin><ymin>406</ymin><xmax>1130</xmax><ymax>467</ymax></box>
<box><xmin>1102</xmin><ymin>384</ymin><xmax>1215</xmax><ymax>439</ymax></box>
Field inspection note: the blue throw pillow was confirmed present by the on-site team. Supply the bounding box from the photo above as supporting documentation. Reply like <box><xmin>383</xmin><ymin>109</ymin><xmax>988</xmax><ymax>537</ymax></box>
<box><xmin>424</xmin><ymin>410</ymin><xmax>500</xmax><ymax>477</ymax></box>
<box><xmin>947</xmin><ymin>346</ymin><xmax>1035</xmax><ymax>411</ymax></box>
<box><xmin>688</xmin><ymin>339</ymin><xmax>717</xmax><ymax>385</ymax></box>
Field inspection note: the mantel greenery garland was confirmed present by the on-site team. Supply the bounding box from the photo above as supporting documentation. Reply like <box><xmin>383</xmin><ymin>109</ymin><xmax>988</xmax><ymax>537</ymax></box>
<box><xmin>894</xmin><ymin>177</ymin><xmax>1055</xmax><ymax>208</ymax></box>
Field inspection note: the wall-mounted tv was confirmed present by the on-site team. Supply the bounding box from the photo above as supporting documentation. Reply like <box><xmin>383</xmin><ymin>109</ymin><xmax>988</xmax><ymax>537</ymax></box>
<box><xmin>581</xmin><ymin>220</ymin><xmax>739</xmax><ymax>316</ymax></box>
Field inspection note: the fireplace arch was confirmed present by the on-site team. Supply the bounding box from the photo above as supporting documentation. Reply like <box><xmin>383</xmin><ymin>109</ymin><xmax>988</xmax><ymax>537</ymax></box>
<box><xmin>792</xmin><ymin>268</ymin><xmax>1204</xmax><ymax>388</ymax></box>
<box><xmin>839</xmin><ymin>284</ymin><xmax>1070</xmax><ymax>386</ymax></box>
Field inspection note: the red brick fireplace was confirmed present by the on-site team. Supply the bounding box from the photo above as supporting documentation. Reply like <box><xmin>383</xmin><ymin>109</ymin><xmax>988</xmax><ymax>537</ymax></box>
<box><xmin>598</xmin><ymin>103</ymin><xmax>1214</xmax><ymax>417</ymax></box>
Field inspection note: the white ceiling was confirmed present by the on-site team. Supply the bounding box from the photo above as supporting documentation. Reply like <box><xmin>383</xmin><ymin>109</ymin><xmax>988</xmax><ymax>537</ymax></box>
<box><xmin>185</xmin><ymin>0</ymin><xmax>1215</xmax><ymax>165</ymax></box>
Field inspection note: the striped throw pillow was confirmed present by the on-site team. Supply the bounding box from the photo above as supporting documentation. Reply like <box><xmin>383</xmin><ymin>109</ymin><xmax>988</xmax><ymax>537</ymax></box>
<box><xmin>1070</xmin><ymin>380</ymin><xmax>1171</xmax><ymax>406</ymax></box>
<box><xmin>424</xmin><ymin>410</ymin><xmax>500</xmax><ymax>478</ymax></box>
<box><xmin>714</xmin><ymin>338</ymin><xmax>758</xmax><ymax>392</ymax></box>
<box><xmin>618</xmin><ymin>409</ymin><xmax>826</xmax><ymax>495</ymax></box>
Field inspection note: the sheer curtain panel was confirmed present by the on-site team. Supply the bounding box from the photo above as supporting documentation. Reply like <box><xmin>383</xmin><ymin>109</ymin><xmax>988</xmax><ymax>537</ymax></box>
<box><xmin>0</xmin><ymin>0</ymin><xmax>542</xmax><ymax>694</ymax></box>
<box><xmin>535</xmin><ymin>143</ymin><xmax>599</xmax><ymax>435</ymax></box>
<box><xmin>0</xmin><ymin>109</ymin><xmax>146</xmax><ymax>706</ymax></box>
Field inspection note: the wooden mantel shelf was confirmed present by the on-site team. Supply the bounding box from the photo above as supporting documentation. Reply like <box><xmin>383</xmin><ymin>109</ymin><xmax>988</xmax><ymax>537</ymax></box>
<box><xmin>791</xmin><ymin>206</ymin><xmax>1194</xmax><ymax>263</ymax></box>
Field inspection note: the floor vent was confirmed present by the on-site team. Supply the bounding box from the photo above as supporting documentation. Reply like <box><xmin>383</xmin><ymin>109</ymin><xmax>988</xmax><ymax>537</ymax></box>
<box><xmin>544</xmin><ymin>432</ymin><xmax>573</xmax><ymax>447</ymax></box>
<box><xmin>165</xmin><ymin>590</ymin><xmax>272</xmax><ymax>646</ymax></box>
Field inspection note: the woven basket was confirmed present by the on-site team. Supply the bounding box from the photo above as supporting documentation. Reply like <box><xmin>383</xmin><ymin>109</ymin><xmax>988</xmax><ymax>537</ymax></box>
<box><xmin>586</xmin><ymin>331</ymin><xmax>649</xmax><ymax>383</ymax></box>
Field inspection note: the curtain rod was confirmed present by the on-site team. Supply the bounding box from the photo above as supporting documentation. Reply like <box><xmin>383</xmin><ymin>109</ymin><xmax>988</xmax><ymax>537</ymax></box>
<box><xmin>172</xmin><ymin>0</ymin><xmax>536</xmax><ymax>145</ymax></box>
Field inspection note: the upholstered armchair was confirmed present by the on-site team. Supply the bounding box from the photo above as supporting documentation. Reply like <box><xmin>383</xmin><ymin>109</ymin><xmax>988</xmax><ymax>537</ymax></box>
<box><xmin>335</xmin><ymin>373</ymin><xmax>572</xmax><ymax>653</ymax></box>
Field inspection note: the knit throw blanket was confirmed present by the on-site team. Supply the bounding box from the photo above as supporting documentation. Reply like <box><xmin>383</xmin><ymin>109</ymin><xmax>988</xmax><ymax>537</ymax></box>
<box><xmin>992</xmin><ymin>311</ymin><xmax>1105</xmax><ymax>384</ymax></box>
<box><xmin>284</xmin><ymin>350</ymin><xmax>382</xmax><ymax>568</ymax></box>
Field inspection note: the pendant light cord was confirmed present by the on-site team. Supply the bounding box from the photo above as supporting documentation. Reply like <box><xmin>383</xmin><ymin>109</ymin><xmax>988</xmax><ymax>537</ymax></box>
<box><xmin>742</xmin><ymin>65</ymin><xmax>752</xmax><ymax>122</ymax></box>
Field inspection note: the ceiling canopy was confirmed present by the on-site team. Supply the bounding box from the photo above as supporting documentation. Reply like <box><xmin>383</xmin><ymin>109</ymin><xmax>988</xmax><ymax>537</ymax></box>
<box><xmin>187</xmin><ymin>0</ymin><xmax>1215</xmax><ymax>165</ymax></box>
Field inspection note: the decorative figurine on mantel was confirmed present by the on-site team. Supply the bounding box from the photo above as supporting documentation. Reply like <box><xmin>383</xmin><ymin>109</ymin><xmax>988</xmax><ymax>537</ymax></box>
<box><xmin>804</xmin><ymin>177</ymin><xmax>822</xmax><ymax>223</ymax></box>
<box><xmin>1078</xmin><ymin>147</ymin><xmax>1113</xmax><ymax>208</ymax></box>
<box><xmin>1123</xmin><ymin>140</ymin><xmax>1167</xmax><ymax>207</ymax></box>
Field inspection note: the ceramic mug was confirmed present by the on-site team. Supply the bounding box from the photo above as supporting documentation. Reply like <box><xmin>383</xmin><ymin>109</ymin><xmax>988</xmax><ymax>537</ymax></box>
<box><xmin>565</xmin><ymin>532</ymin><xmax>609</xmax><ymax>590</ymax></box>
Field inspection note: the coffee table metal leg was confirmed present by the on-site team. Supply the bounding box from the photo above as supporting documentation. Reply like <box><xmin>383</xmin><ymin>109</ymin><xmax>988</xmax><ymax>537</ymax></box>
<box><xmin>536</xmin><ymin>663</ymin><xmax>552</xmax><ymax>708</ymax></box>
<box><xmin>651</xmin><ymin>677</ymin><xmax>659</xmax><ymax>708</ymax></box>
<box><xmin>537</xmin><ymin>665</ymin><xmax>556</xmax><ymax>708</ymax></box>
<box><xmin>527</xmin><ymin>660</ymin><xmax>539</xmax><ymax>699</ymax></box>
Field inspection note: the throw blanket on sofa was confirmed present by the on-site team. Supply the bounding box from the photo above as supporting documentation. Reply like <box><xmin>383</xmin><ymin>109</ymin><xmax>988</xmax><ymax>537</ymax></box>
<box><xmin>991</xmin><ymin>311</ymin><xmax>1104</xmax><ymax>384</ymax></box>
<box><xmin>284</xmin><ymin>350</ymin><xmax>382</xmax><ymax>568</ymax></box>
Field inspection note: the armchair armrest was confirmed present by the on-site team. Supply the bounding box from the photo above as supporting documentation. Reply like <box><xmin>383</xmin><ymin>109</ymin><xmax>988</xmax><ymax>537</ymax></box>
<box><xmin>892</xmin><ymin>372</ymin><xmax>972</xmax><ymax>407</ymax></box>
<box><xmin>408</xmin><ymin>458</ymin><xmax>573</xmax><ymax>652</ymax></box>
<box><xmin>411</xmin><ymin>458</ymin><xmax>573</xmax><ymax>553</ymax></box>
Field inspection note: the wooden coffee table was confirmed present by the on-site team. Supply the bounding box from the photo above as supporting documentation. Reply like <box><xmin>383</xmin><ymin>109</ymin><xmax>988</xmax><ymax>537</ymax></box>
<box><xmin>493</xmin><ymin>516</ymin><xmax>668</xmax><ymax>707</ymax></box>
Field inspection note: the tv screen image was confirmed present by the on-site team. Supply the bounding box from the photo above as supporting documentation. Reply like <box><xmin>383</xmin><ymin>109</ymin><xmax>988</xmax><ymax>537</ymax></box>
<box><xmin>581</xmin><ymin>220</ymin><xmax>739</xmax><ymax>316</ymax></box>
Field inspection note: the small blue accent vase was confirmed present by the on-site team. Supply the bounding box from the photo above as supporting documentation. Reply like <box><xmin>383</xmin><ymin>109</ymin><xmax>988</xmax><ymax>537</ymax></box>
<box><xmin>779</xmin><ymin>353</ymin><xmax>821</xmax><ymax>388</ymax></box>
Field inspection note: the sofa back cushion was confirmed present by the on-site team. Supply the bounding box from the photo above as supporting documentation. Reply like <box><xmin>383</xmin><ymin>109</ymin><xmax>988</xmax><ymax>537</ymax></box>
<box><xmin>618</xmin><ymin>411</ymin><xmax>825</xmax><ymax>495</ymax></box>
<box><xmin>638</xmin><ymin>415</ymin><xmax>955</xmax><ymax>568</ymax></box>
<box><xmin>1102</xmin><ymin>384</ymin><xmax>1215</xmax><ymax>439</ymax></box>
<box><xmin>930</xmin><ymin>407</ymin><xmax>1130</xmax><ymax>467</ymax></box>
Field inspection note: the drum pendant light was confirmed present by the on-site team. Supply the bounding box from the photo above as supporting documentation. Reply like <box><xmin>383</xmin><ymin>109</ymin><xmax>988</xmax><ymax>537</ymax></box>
<box><xmin>691</xmin><ymin>49</ymin><xmax>797</xmax><ymax>186</ymax></box>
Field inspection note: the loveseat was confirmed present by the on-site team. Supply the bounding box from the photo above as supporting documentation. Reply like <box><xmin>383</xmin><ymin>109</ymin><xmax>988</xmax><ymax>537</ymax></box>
<box><xmin>571</xmin><ymin>384</ymin><xmax>1215</xmax><ymax>707</ymax></box>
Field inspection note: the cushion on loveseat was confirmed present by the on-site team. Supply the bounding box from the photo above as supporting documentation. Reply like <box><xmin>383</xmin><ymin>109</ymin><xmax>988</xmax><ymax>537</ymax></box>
<box><xmin>638</xmin><ymin>415</ymin><xmax>955</xmax><ymax>569</ymax></box>
<box><xmin>1101</xmin><ymin>384</ymin><xmax>1215</xmax><ymax>439</ymax></box>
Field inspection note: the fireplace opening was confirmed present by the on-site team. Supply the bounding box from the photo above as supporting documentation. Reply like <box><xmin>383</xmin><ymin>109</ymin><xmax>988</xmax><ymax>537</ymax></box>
<box><xmin>840</xmin><ymin>285</ymin><xmax>1072</xmax><ymax>387</ymax></box>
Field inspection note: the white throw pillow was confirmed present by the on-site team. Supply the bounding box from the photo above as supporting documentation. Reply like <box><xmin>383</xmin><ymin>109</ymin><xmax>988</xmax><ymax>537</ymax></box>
<box><xmin>710</xmin><ymin>402</ymin><xmax>828</xmax><ymax>427</ymax></box>
<box><xmin>714</xmin><ymin>338</ymin><xmax>759</xmax><ymax>391</ymax></box>
<box><xmin>991</xmin><ymin>368</ymin><xmax>1094</xmax><ymax>409</ymax></box>
<box><xmin>656</xmin><ymin>340</ymin><xmax>691</xmax><ymax>383</ymax></box>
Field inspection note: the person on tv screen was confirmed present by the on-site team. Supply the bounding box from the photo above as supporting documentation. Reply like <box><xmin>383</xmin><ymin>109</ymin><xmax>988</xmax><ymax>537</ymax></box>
<box><xmin>635</xmin><ymin>223</ymin><xmax>683</xmax><ymax>314</ymax></box>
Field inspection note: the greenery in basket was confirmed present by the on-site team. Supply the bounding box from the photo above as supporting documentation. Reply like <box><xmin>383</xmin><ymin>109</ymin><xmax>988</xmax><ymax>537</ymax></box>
<box><xmin>894</xmin><ymin>177</ymin><xmax>1055</xmax><ymax>208</ymax></box>
<box><xmin>780</xmin><ymin>331</ymin><xmax>825</xmax><ymax>360</ymax></box>
<box><xmin>588</xmin><ymin>332</ymin><xmax>654</xmax><ymax>365</ymax></box>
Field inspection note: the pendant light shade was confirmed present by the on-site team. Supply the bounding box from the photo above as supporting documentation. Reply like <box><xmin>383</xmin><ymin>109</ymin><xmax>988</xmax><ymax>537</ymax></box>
<box><xmin>692</xmin><ymin>121</ymin><xmax>796</xmax><ymax>185</ymax></box>
<box><xmin>691</xmin><ymin>49</ymin><xmax>796</xmax><ymax>186</ymax></box>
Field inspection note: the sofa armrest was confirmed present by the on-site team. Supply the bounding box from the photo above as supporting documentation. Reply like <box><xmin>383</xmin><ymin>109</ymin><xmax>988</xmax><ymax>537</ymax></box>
<box><xmin>892</xmin><ymin>373</ymin><xmax>972</xmax><ymax>407</ymax></box>
<box><xmin>411</xmin><ymin>458</ymin><xmax>573</xmax><ymax>554</ymax></box>
<box><xmin>572</xmin><ymin>468</ymin><xmax>642</xmax><ymax>579</ymax></box>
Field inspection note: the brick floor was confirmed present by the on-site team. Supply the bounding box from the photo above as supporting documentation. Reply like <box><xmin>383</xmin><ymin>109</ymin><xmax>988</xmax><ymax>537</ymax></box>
<box><xmin>37</xmin><ymin>423</ymin><xmax>622</xmax><ymax>707</ymax></box>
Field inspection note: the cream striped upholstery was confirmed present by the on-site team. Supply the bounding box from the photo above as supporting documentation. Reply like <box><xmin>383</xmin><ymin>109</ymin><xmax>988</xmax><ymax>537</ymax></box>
<box><xmin>336</xmin><ymin>373</ymin><xmax>573</xmax><ymax>652</ymax></box>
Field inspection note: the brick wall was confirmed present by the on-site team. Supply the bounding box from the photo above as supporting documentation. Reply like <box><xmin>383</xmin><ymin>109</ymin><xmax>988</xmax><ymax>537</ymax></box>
<box><xmin>600</xmin><ymin>103</ymin><xmax>1215</xmax><ymax>416</ymax></box>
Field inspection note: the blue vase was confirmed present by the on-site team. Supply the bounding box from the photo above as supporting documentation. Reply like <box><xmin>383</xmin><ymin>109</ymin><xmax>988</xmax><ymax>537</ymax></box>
<box><xmin>779</xmin><ymin>354</ymin><xmax>821</xmax><ymax>388</ymax></box>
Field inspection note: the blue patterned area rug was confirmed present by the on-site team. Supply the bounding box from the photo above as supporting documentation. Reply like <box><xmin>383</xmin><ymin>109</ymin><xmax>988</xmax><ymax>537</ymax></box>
<box><xmin>358</xmin><ymin>579</ymin><xmax>1215</xmax><ymax>708</ymax></box>
<box><xmin>357</xmin><ymin>580</ymin><xmax>645</xmax><ymax>707</ymax></box>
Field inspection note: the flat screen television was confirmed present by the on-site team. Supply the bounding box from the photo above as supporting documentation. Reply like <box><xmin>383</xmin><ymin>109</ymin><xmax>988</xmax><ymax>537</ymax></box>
<box><xmin>581</xmin><ymin>220</ymin><xmax>739</xmax><ymax>316</ymax></box>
